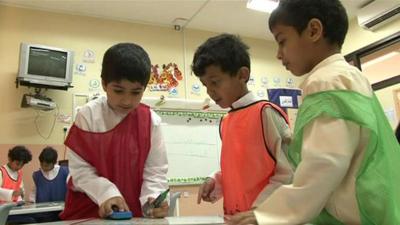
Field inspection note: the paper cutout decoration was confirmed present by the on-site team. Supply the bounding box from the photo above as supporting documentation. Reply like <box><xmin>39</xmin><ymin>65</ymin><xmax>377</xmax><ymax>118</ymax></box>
<box><xmin>75</xmin><ymin>63</ymin><xmax>87</xmax><ymax>76</ymax></box>
<box><xmin>286</xmin><ymin>78</ymin><xmax>295</xmax><ymax>87</ymax></box>
<box><xmin>191</xmin><ymin>83</ymin><xmax>201</xmax><ymax>96</ymax></box>
<box><xmin>273</xmin><ymin>77</ymin><xmax>281</xmax><ymax>86</ymax></box>
<box><xmin>88</xmin><ymin>79</ymin><xmax>101</xmax><ymax>92</ymax></box>
<box><xmin>149</xmin><ymin>63</ymin><xmax>183</xmax><ymax>92</ymax></box>
<box><xmin>83</xmin><ymin>49</ymin><xmax>95</xmax><ymax>63</ymax></box>
<box><xmin>257</xmin><ymin>89</ymin><xmax>265</xmax><ymax>97</ymax></box>
<box><xmin>169</xmin><ymin>87</ymin><xmax>178</xmax><ymax>96</ymax></box>
<box><xmin>261</xmin><ymin>76</ymin><xmax>268</xmax><ymax>87</ymax></box>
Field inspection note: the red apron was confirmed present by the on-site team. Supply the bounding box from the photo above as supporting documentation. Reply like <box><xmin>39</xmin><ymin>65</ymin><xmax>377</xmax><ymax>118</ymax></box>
<box><xmin>60</xmin><ymin>104</ymin><xmax>151</xmax><ymax>219</ymax></box>
<box><xmin>220</xmin><ymin>101</ymin><xmax>288</xmax><ymax>215</ymax></box>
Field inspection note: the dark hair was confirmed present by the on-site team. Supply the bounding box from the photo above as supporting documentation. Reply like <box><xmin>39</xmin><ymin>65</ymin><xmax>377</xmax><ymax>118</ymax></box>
<box><xmin>8</xmin><ymin>145</ymin><xmax>32</xmax><ymax>164</ymax></box>
<box><xmin>39</xmin><ymin>146</ymin><xmax>58</xmax><ymax>164</ymax></box>
<box><xmin>101</xmin><ymin>43</ymin><xmax>151</xmax><ymax>86</ymax></box>
<box><xmin>269</xmin><ymin>0</ymin><xmax>348</xmax><ymax>48</ymax></box>
<box><xmin>396</xmin><ymin>123</ymin><xmax>400</xmax><ymax>144</ymax></box>
<box><xmin>192</xmin><ymin>33</ymin><xmax>250</xmax><ymax>78</ymax></box>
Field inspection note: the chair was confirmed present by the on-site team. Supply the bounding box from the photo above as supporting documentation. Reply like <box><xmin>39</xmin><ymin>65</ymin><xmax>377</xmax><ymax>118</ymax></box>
<box><xmin>0</xmin><ymin>203</ymin><xmax>14</xmax><ymax>225</ymax></box>
<box><xmin>168</xmin><ymin>192</ymin><xmax>181</xmax><ymax>216</ymax></box>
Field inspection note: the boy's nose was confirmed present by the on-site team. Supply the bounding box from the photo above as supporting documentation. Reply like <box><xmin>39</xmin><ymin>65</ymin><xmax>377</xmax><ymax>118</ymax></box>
<box><xmin>121</xmin><ymin>95</ymin><xmax>134</xmax><ymax>106</ymax></box>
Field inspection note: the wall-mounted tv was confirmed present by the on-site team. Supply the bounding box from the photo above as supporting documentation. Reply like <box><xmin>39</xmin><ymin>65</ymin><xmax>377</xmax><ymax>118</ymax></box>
<box><xmin>17</xmin><ymin>43</ymin><xmax>74</xmax><ymax>90</ymax></box>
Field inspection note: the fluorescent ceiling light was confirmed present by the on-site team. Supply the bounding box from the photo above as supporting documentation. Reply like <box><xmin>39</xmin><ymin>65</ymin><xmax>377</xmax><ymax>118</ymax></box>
<box><xmin>247</xmin><ymin>0</ymin><xmax>279</xmax><ymax>13</ymax></box>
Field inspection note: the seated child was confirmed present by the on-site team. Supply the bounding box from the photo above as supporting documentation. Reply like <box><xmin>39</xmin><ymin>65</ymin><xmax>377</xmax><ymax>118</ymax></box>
<box><xmin>192</xmin><ymin>34</ymin><xmax>293</xmax><ymax>215</ymax></box>
<box><xmin>30</xmin><ymin>146</ymin><xmax>69</xmax><ymax>203</ymax></box>
<box><xmin>29</xmin><ymin>146</ymin><xmax>68</xmax><ymax>222</ymax></box>
<box><xmin>229</xmin><ymin>0</ymin><xmax>400</xmax><ymax>224</ymax></box>
<box><xmin>60</xmin><ymin>43</ymin><xmax>169</xmax><ymax>220</ymax></box>
<box><xmin>1</xmin><ymin>145</ymin><xmax>35</xmax><ymax>224</ymax></box>
<box><xmin>0</xmin><ymin>145</ymin><xmax>32</xmax><ymax>203</ymax></box>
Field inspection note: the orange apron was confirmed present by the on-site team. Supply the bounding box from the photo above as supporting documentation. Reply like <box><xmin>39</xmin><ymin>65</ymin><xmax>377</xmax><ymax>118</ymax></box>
<box><xmin>220</xmin><ymin>101</ymin><xmax>288</xmax><ymax>215</ymax></box>
<box><xmin>0</xmin><ymin>165</ymin><xmax>22</xmax><ymax>203</ymax></box>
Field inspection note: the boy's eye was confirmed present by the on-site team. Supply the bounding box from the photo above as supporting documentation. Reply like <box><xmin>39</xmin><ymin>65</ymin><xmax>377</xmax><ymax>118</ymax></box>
<box><xmin>113</xmin><ymin>89</ymin><xmax>123</xmax><ymax>94</ymax></box>
<box><xmin>211</xmin><ymin>80</ymin><xmax>220</xmax><ymax>86</ymax></box>
<box><xmin>131</xmin><ymin>91</ymin><xmax>141</xmax><ymax>96</ymax></box>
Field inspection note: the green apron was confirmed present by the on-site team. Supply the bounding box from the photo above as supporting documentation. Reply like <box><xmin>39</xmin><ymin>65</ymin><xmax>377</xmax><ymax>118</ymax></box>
<box><xmin>289</xmin><ymin>90</ymin><xmax>400</xmax><ymax>225</ymax></box>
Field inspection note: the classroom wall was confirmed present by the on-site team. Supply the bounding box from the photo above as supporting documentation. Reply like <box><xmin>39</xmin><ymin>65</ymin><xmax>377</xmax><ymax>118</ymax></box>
<box><xmin>342</xmin><ymin>17</ymin><xmax>400</xmax><ymax>54</ymax></box>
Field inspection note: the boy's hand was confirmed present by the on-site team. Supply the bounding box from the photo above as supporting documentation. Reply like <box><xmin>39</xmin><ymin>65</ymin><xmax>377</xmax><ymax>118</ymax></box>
<box><xmin>98</xmin><ymin>196</ymin><xmax>130</xmax><ymax>218</ymax></box>
<box><xmin>226</xmin><ymin>210</ymin><xmax>258</xmax><ymax>225</ymax></box>
<box><xmin>144</xmin><ymin>197</ymin><xmax>169</xmax><ymax>218</ymax></box>
<box><xmin>197</xmin><ymin>177</ymin><xmax>217</xmax><ymax>204</ymax></box>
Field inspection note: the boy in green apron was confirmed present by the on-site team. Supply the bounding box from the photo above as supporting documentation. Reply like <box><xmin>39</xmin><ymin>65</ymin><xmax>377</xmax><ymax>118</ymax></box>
<box><xmin>228</xmin><ymin>0</ymin><xmax>400</xmax><ymax>224</ymax></box>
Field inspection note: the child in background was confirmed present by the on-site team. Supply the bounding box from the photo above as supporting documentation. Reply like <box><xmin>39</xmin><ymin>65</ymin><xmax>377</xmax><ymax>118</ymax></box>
<box><xmin>0</xmin><ymin>145</ymin><xmax>32</xmax><ymax>203</ymax></box>
<box><xmin>229</xmin><ymin>0</ymin><xmax>400</xmax><ymax>224</ymax></box>
<box><xmin>30</xmin><ymin>146</ymin><xmax>69</xmax><ymax>203</ymax></box>
<box><xmin>60</xmin><ymin>43</ymin><xmax>169</xmax><ymax>220</ymax></box>
<box><xmin>1</xmin><ymin>146</ymin><xmax>35</xmax><ymax>224</ymax></box>
<box><xmin>30</xmin><ymin>146</ymin><xmax>68</xmax><ymax>222</ymax></box>
<box><xmin>192</xmin><ymin>34</ymin><xmax>293</xmax><ymax>215</ymax></box>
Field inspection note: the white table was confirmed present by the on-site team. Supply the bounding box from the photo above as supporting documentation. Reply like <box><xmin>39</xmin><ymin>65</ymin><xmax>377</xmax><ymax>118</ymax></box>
<box><xmin>25</xmin><ymin>216</ymin><xmax>225</xmax><ymax>225</ymax></box>
<box><xmin>9</xmin><ymin>201</ymin><xmax>64</xmax><ymax>215</ymax></box>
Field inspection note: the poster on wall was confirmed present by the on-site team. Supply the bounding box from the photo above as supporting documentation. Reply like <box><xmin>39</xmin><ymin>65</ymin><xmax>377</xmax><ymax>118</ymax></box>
<box><xmin>148</xmin><ymin>63</ymin><xmax>183</xmax><ymax>92</ymax></box>
<box><xmin>267</xmin><ymin>88</ymin><xmax>302</xmax><ymax>111</ymax></box>
<box><xmin>83</xmin><ymin>49</ymin><xmax>96</xmax><ymax>63</ymax></box>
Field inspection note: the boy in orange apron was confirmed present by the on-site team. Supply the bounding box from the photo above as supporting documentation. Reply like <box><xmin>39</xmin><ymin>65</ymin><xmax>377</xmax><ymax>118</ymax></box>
<box><xmin>192</xmin><ymin>34</ymin><xmax>293</xmax><ymax>215</ymax></box>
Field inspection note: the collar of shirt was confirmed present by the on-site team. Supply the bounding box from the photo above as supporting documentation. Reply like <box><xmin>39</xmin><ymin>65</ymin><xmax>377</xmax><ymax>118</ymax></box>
<box><xmin>4</xmin><ymin>164</ymin><xmax>19</xmax><ymax>180</ymax></box>
<box><xmin>300</xmin><ymin>53</ymin><xmax>345</xmax><ymax>90</ymax></box>
<box><xmin>231</xmin><ymin>91</ymin><xmax>259</xmax><ymax>109</ymax></box>
<box><xmin>40</xmin><ymin>164</ymin><xmax>60</xmax><ymax>180</ymax></box>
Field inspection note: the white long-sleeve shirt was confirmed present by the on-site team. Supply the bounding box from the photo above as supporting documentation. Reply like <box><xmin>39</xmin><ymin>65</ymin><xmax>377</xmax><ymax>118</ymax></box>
<box><xmin>255</xmin><ymin>54</ymin><xmax>372</xmax><ymax>225</ymax></box>
<box><xmin>0</xmin><ymin>164</ymin><xmax>24</xmax><ymax>202</ymax></box>
<box><xmin>210</xmin><ymin>91</ymin><xmax>294</xmax><ymax>207</ymax></box>
<box><xmin>67</xmin><ymin>96</ymin><xmax>168</xmax><ymax>208</ymax></box>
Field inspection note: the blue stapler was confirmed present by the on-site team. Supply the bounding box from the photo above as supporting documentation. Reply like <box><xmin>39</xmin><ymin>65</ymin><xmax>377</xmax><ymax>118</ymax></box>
<box><xmin>107</xmin><ymin>205</ymin><xmax>133</xmax><ymax>220</ymax></box>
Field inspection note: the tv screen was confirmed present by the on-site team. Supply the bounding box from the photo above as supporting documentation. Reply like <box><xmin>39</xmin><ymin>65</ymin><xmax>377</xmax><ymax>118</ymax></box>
<box><xmin>18</xmin><ymin>43</ymin><xmax>74</xmax><ymax>90</ymax></box>
<box><xmin>28</xmin><ymin>47</ymin><xmax>67</xmax><ymax>79</ymax></box>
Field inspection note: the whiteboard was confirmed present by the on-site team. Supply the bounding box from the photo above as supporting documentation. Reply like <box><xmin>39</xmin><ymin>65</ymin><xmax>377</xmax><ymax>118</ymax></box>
<box><xmin>157</xmin><ymin>111</ymin><xmax>224</xmax><ymax>183</ymax></box>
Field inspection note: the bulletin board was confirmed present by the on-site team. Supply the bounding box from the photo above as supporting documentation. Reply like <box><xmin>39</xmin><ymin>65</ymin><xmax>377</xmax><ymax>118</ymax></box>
<box><xmin>155</xmin><ymin>110</ymin><xmax>225</xmax><ymax>185</ymax></box>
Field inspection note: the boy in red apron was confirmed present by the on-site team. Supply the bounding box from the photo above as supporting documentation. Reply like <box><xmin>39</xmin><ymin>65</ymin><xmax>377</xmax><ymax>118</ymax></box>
<box><xmin>60</xmin><ymin>43</ymin><xmax>169</xmax><ymax>219</ymax></box>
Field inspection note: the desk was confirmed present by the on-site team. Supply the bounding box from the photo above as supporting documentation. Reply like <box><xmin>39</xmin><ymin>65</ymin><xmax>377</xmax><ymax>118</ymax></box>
<box><xmin>9</xmin><ymin>202</ymin><xmax>64</xmax><ymax>215</ymax></box>
<box><xmin>25</xmin><ymin>216</ymin><xmax>225</xmax><ymax>225</ymax></box>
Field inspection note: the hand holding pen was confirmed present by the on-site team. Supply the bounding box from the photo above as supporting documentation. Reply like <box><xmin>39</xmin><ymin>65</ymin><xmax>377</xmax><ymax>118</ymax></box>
<box><xmin>144</xmin><ymin>189</ymin><xmax>170</xmax><ymax>218</ymax></box>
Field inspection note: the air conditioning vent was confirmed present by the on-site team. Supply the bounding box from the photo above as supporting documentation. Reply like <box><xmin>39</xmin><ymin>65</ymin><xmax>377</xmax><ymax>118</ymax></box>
<box><xmin>357</xmin><ymin>1</ymin><xmax>400</xmax><ymax>30</ymax></box>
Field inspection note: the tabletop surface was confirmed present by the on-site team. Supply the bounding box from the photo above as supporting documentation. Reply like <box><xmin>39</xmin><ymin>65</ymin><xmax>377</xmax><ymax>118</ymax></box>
<box><xmin>9</xmin><ymin>201</ymin><xmax>64</xmax><ymax>215</ymax></box>
<box><xmin>24</xmin><ymin>216</ymin><xmax>225</xmax><ymax>225</ymax></box>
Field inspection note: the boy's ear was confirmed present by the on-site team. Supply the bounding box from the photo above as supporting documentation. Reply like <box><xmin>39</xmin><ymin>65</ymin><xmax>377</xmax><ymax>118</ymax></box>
<box><xmin>238</xmin><ymin>67</ymin><xmax>250</xmax><ymax>82</ymax></box>
<box><xmin>306</xmin><ymin>18</ymin><xmax>323</xmax><ymax>42</ymax></box>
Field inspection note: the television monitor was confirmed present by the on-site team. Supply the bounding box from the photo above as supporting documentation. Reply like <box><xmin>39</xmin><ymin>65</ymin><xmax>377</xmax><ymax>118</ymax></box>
<box><xmin>17</xmin><ymin>43</ymin><xmax>74</xmax><ymax>90</ymax></box>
